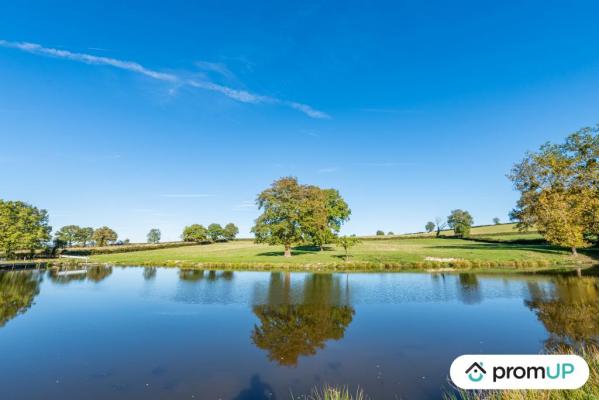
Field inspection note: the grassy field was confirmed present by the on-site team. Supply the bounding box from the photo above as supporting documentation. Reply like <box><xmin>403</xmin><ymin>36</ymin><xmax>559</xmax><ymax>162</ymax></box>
<box><xmin>89</xmin><ymin>237</ymin><xmax>596</xmax><ymax>271</ymax></box>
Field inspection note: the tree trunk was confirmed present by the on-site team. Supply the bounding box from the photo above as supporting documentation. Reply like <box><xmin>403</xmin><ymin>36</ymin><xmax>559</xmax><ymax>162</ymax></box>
<box><xmin>284</xmin><ymin>245</ymin><xmax>291</xmax><ymax>257</ymax></box>
<box><xmin>572</xmin><ymin>246</ymin><xmax>578</xmax><ymax>257</ymax></box>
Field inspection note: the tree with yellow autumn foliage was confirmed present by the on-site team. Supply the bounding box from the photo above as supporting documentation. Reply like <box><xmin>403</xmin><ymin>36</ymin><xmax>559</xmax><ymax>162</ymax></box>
<box><xmin>509</xmin><ymin>126</ymin><xmax>599</xmax><ymax>255</ymax></box>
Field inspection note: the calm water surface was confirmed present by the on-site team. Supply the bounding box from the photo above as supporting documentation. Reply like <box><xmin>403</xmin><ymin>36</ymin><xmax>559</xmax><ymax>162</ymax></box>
<box><xmin>0</xmin><ymin>267</ymin><xmax>598</xmax><ymax>399</ymax></box>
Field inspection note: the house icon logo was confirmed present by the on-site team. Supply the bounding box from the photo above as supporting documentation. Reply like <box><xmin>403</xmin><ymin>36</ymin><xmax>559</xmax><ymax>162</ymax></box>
<box><xmin>465</xmin><ymin>362</ymin><xmax>486</xmax><ymax>382</ymax></box>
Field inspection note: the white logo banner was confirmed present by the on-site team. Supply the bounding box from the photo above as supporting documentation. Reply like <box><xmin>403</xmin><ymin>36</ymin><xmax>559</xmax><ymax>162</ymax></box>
<box><xmin>450</xmin><ymin>354</ymin><xmax>589</xmax><ymax>390</ymax></box>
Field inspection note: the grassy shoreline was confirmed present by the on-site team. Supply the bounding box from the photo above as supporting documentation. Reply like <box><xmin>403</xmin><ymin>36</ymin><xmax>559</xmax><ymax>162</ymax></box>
<box><xmin>83</xmin><ymin>235</ymin><xmax>596</xmax><ymax>273</ymax></box>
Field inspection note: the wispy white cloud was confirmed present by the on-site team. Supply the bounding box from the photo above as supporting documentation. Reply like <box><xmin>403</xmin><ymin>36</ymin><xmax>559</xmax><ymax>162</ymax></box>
<box><xmin>287</xmin><ymin>101</ymin><xmax>330</xmax><ymax>119</ymax></box>
<box><xmin>187</xmin><ymin>79</ymin><xmax>272</xmax><ymax>104</ymax></box>
<box><xmin>160</xmin><ymin>194</ymin><xmax>214</xmax><ymax>198</ymax></box>
<box><xmin>0</xmin><ymin>39</ymin><xmax>329</xmax><ymax>119</ymax></box>
<box><xmin>195</xmin><ymin>60</ymin><xmax>235</xmax><ymax>80</ymax></box>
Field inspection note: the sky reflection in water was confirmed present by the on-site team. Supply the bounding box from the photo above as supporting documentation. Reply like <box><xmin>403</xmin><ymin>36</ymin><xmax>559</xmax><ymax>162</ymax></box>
<box><xmin>0</xmin><ymin>267</ymin><xmax>598</xmax><ymax>399</ymax></box>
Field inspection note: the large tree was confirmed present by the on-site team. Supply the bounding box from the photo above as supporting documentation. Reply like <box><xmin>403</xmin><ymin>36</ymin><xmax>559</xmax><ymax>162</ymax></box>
<box><xmin>252</xmin><ymin>177</ymin><xmax>306</xmax><ymax>257</ymax></box>
<box><xmin>0</xmin><ymin>200</ymin><xmax>52</xmax><ymax>259</ymax></box>
<box><xmin>55</xmin><ymin>225</ymin><xmax>81</xmax><ymax>247</ymax></box>
<box><xmin>447</xmin><ymin>209</ymin><xmax>474</xmax><ymax>237</ymax></box>
<box><xmin>182</xmin><ymin>224</ymin><xmax>208</xmax><ymax>242</ymax></box>
<box><xmin>509</xmin><ymin>126</ymin><xmax>599</xmax><ymax>255</ymax></box>
<box><xmin>92</xmin><ymin>226</ymin><xmax>118</xmax><ymax>247</ymax></box>
<box><xmin>252</xmin><ymin>177</ymin><xmax>350</xmax><ymax>257</ymax></box>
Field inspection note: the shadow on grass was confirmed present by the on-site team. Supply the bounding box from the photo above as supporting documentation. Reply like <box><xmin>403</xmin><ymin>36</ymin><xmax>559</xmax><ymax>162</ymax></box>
<box><xmin>424</xmin><ymin>242</ymin><xmax>570</xmax><ymax>256</ymax></box>
<box><xmin>257</xmin><ymin>245</ymin><xmax>335</xmax><ymax>257</ymax></box>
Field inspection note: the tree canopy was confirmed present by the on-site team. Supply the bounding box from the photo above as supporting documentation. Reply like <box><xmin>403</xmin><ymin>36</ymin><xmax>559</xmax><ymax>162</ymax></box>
<box><xmin>425</xmin><ymin>221</ymin><xmax>435</xmax><ymax>233</ymax></box>
<box><xmin>223</xmin><ymin>223</ymin><xmax>239</xmax><ymax>241</ymax></box>
<box><xmin>447</xmin><ymin>209</ymin><xmax>473</xmax><ymax>237</ymax></box>
<box><xmin>337</xmin><ymin>235</ymin><xmax>360</xmax><ymax>261</ymax></box>
<box><xmin>182</xmin><ymin>224</ymin><xmax>208</xmax><ymax>242</ymax></box>
<box><xmin>55</xmin><ymin>225</ymin><xmax>81</xmax><ymax>247</ymax></box>
<box><xmin>0</xmin><ymin>200</ymin><xmax>51</xmax><ymax>259</ymax></box>
<box><xmin>207</xmin><ymin>223</ymin><xmax>224</xmax><ymax>242</ymax></box>
<box><xmin>252</xmin><ymin>177</ymin><xmax>350</xmax><ymax>256</ymax></box>
<box><xmin>92</xmin><ymin>226</ymin><xmax>118</xmax><ymax>247</ymax></box>
<box><xmin>509</xmin><ymin>126</ymin><xmax>598</xmax><ymax>255</ymax></box>
<box><xmin>147</xmin><ymin>228</ymin><xmax>161</xmax><ymax>244</ymax></box>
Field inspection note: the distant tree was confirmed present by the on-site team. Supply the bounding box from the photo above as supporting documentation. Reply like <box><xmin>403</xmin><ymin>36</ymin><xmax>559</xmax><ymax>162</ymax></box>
<box><xmin>182</xmin><ymin>224</ymin><xmax>208</xmax><ymax>242</ymax></box>
<box><xmin>0</xmin><ymin>200</ymin><xmax>52</xmax><ymax>259</ymax></box>
<box><xmin>425</xmin><ymin>221</ymin><xmax>435</xmax><ymax>233</ymax></box>
<box><xmin>387</xmin><ymin>231</ymin><xmax>394</xmax><ymax>236</ymax></box>
<box><xmin>55</xmin><ymin>225</ymin><xmax>81</xmax><ymax>247</ymax></box>
<box><xmin>123</xmin><ymin>239</ymin><xmax>130</xmax><ymax>245</ymax></box>
<box><xmin>376</xmin><ymin>230</ymin><xmax>385</xmax><ymax>236</ymax></box>
<box><xmin>447</xmin><ymin>210</ymin><xmax>474</xmax><ymax>237</ymax></box>
<box><xmin>434</xmin><ymin>217</ymin><xmax>447</xmax><ymax>237</ymax></box>
<box><xmin>509</xmin><ymin>126</ymin><xmax>599</xmax><ymax>256</ymax></box>
<box><xmin>207</xmin><ymin>223</ymin><xmax>224</xmax><ymax>242</ymax></box>
<box><xmin>92</xmin><ymin>227</ymin><xmax>118</xmax><ymax>247</ymax></box>
<box><xmin>253</xmin><ymin>177</ymin><xmax>349</xmax><ymax>257</ymax></box>
<box><xmin>76</xmin><ymin>227</ymin><xmax>94</xmax><ymax>247</ymax></box>
<box><xmin>337</xmin><ymin>235</ymin><xmax>361</xmax><ymax>261</ymax></box>
<box><xmin>147</xmin><ymin>228</ymin><xmax>161</xmax><ymax>244</ymax></box>
<box><xmin>493</xmin><ymin>217</ymin><xmax>501</xmax><ymax>225</ymax></box>
<box><xmin>223</xmin><ymin>223</ymin><xmax>239</xmax><ymax>241</ymax></box>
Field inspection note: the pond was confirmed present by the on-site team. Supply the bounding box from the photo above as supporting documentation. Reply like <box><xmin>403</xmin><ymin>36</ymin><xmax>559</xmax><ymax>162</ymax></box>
<box><xmin>0</xmin><ymin>266</ymin><xmax>598</xmax><ymax>399</ymax></box>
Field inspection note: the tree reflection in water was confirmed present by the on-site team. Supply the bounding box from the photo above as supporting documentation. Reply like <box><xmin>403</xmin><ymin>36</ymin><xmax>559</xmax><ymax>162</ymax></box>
<box><xmin>143</xmin><ymin>267</ymin><xmax>157</xmax><ymax>280</ymax></box>
<box><xmin>457</xmin><ymin>273</ymin><xmax>482</xmax><ymax>304</ymax></box>
<box><xmin>526</xmin><ymin>276</ymin><xmax>599</xmax><ymax>348</ymax></box>
<box><xmin>251</xmin><ymin>273</ymin><xmax>354</xmax><ymax>366</ymax></box>
<box><xmin>0</xmin><ymin>270</ymin><xmax>42</xmax><ymax>327</ymax></box>
<box><xmin>86</xmin><ymin>265</ymin><xmax>113</xmax><ymax>282</ymax></box>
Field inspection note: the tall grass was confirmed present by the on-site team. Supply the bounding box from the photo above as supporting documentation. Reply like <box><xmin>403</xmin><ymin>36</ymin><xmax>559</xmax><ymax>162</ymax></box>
<box><xmin>446</xmin><ymin>347</ymin><xmax>599</xmax><ymax>400</ymax></box>
<box><xmin>295</xmin><ymin>385</ymin><xmax>367</xmax><ymax>400</ymax></box>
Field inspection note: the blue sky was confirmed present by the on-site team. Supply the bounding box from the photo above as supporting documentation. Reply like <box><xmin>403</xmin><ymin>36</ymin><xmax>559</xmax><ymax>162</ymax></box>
<box><xmin>2</xmin><ymin>1</ymin><xmax>599</xmax><ymax>242</ymax></box>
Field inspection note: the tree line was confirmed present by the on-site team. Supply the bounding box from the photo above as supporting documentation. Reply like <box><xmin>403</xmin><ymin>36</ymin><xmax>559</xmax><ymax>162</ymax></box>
<box><xmin>182</xmin><ymin>223</ymin><xmax>239</xmax><ymax>243</ymax></box>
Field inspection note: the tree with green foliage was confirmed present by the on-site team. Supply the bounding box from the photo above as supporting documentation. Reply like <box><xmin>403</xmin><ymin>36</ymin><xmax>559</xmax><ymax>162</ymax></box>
<box><xmin>0</xmin><ymin>200</ymin><xmax>52</xmax><ymax>259</ymax></box>
<box><xmin>376</xmin><ymin>230</ymin><xmax>385</xmax><ymax>236</ymax></box>
<box><xmin>147</xmin><ymin>228</ymin><xmax>161</xmax><ymax>244</ymax></box>
<box><xmin>337</xmin><ymin>235</ymin><xmax>361</xmax><ymax>261</ymax></box>
<box><xmin>447</xmin><ymin>209</ymin><xmax>474</xmax><ymax>237</ymax></box>
<box><xmin>207</xmin><ymin>223</ymin><xmax>224</xmax><ymax>242</ymax></box>
<box><xmin>493</xmin><ymin>217</ymin><xmax>501</xmax><ymax>225</ymax></box>
<box><xmin>509</xmin><ymin>126</ymin><xmax>598</xmax><ymax>255</ymax></box>
<box><xmin>182</xmin><ymin>224</ymin><xmax>208</xmax><ymax>242</ymax></box>
<box><xmin>252</xmin><ymin>177</ymin><xmax>306</xmax><ymax>257</ymax></box>
<box><xmin>425</xmin><ymin>221</ymin><xmax>435</xmax><ymax>233</ymax></box>
<box><xmin>92</xmin><ymin>226</ymin><xmax>118</xmax><ymax>247</ymax></box>
<box><xmin>253</xmin><ymin>177</ymin><xmax>350</xmax><ymax>257</ymax></box>
<box><xmin>76</xmin><ymin>227</ymin><xmax>94</xmax><ymax>247</ymax></box>
<box><xmin>388</xmin><ymin>231</ymin><xmax>394</xmax><ymax>236</ymax></box>
<box><xmin>223</xmin><ymin>223</ymin><xmax>239</xmax><ymax>241</ymax></box>
<box><xmin>55</xmin><ymin>225</ymin><xmax>80</xmax><ymax>247</ymax></box>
